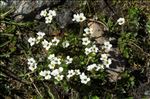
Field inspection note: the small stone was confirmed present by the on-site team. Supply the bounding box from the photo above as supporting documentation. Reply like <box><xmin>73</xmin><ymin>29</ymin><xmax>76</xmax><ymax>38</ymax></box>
<box><xmin>14</xmin><ymin>15</ymin><xmax>24</xmax><ymax>22</ymax></box>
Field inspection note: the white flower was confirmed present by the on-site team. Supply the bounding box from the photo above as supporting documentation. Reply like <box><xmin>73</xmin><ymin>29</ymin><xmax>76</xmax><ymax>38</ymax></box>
<box><xmin>72</xmin><ymin>13</ymin><xmax>86</xmax><ymax>22</ymax></box>
<box><xmin>87</xmin><ymin>64</ymin><xmax>97</xmax><ymax>71</ymax></box>
<box><xmin>79</xmin><ymin>73</ymin><xmax>86</xmax><ymax>79</ymax></box>
<box><xmin>85</xmin><ymin>47</ymin><xmax>92</xmax><ymax>55</ymax></box>
<box><xmin>44</xmin><ymin>70</ymin><xmax>51</xmax><ymax>80</ymax></box>
<box><xmin>81</xmin><ymin>77</ymin><xmax>90</xmax><ymax>84</ymax></box>
<box><xmin>62</xmin><ymin>40</ymin><xmax>70</xmax><ymax>48</ymax></box>
<box><xmin>42</xmin><ymin>39</ymin><xmax>52</xmax><ymax>50</ymax></box>
<box><xmin>49</xmin><ymin>56</ymin><xmax>61</xmax><ymax>66</ymax></box>
<box><xmin>100</xmin><ymin>54</ymin><xmax>109</xmax><ymax>61</ymax></box>
<box><xmin>42</xmin><ymin>39</ymin><xmax>49</xmax><ymax>47</ymax></box>
<box><xmin>27</xmin><ymin>58</ymin><xmax>36</xmax><ymax>66</ymax></box>
<box><xmin>45</xmin><ymin>74</ymin><xmax>51</xmax><ymax>80</ymax></box>
<box><xmin>27</xmin><ymin>58</ymin><xmax>37</xmax><ymax>71</ymax></box>
<box><xmin>39</xmin><ymin>70</ymin><xmax>51</xmax><ymax>79</ymax></box>
<box><xmin>91</xmin><ymin>45</ymin><xmax>99</xmax><ymax>53</ymax></box>
<box><xmin>27</xmin><ymin>57</ymin><xmax>37</xmax><ymax>71</ymax></box>
<box><xmin>65</xmin><ymin>56</ymin><xmax>73</xmax><ymax>64</ymax></box>
<box><xmin>103</xmin><ymin>41</ymin><xmax>112</xmax><ymax>52</ymax></box>
<box><xmin>117</xmin><ymin>18</ymin><xmax>125</xmax><ymax>25</ymax></box>
<box><xmin>36</xmin><ymin>39</ymin><xmax>41</xmax><ymax>44</ymax></box>
<box><xmin>109</xmin><ymin>37</ymin><xmax>116</xmax><ymax>41</ymax></box>
<box><xmin>51</xmin><ymin>37</ymin><xmax>60</xmax><ymax>46</ymax></box>
<box><xmin>55</xmin><ymin>75</ymin><xmax>64</xmax><ymax>81</ymax></box>
<box><xmin>48</xmin><ymin>54</ymin><xmax>55</xmax><ymax>61</ymax></box>
<box><xmin>95</xmin><ymin>66</ymin><xmax>100</xmax><ymax>71</ymax></box>
<box><xmin>96</xmin><ymin>64</ymin><xmax>104</xmax><ymax>71</ymax></box>
<box><xmin>67</xmin><ymin>70</ymin><xmax>75</xmax><ymax>79</ymax></box>
<box><xmin>37</xmin><ymin>32</ymin><xmax>45</xmax><ymax>40</ymax></box>
<box><xmin>79</xmin><ymin>73</ymin><xmax>90</xmax><ymax>84</ymax></box>
<box><xmin>83</xmin><ymin>1</ymin><xmax>87</xmax><ymax>5</ymax></box>
<box><xmin>48</xmin><ymin>10</ymin><xmax>56</xmax><ymax>17</ymax></box>
<box><xmin>74</xmin><ymin>69</ymin><xmax>81</xmax><ymax>75</ymax></box>
<box><xmin>28</xmin><ymin>63</ymin><xmax>37</xmax><ymax>71</ymax></box>
<box><xmin>83</xmin><ymin>27</ymin><xmax>93</xmax><ymax>36</ymax></box>
<box><xmin>51</xmin><ymin>69</ymin><xmax>59</xmax><ymax>76</ymax></box>
<box><xmin>45</xmin><ymin>16</ymin><xmax>53</xmax><ymax>23</ymax></box>
<box><xmin>39</xmin><ymin>70</ymin><xmax>47</xmax><ymax>77</ymax></box>
<box><xmin>58</xmin><ymin>67</ymin><xmax>63</xmax><ymax>73</ymax></box>
<box><xmin>103</xmin><ymin>58</ymin><xmax>112</xmax><ymax>68</ymax></box>
<box><xmin>51</xmin><ymin>57</ymin><xmax>61</xmax><ymax>65</ymax></box>
<box><xmin>87</xmin><ymin>64</ymin><xmax>104</xmax><ymax>71</ymax></box>
<box><xmin>48</xmin><ymin>64</ymin><xmax>55</xmax><ymax>69</ymax></box>
<box><xmin>72</xmin><ymin>14</ymin><xmax>78</xmax><ymax>21</ymax></box>
<box><xmin>28</xmin><ymin>37</ymin><xmax>36</xmax><ymax>46</ymax></box>
<box><xmin>40</xmin><ymin>9</ymin><xmax>47</xmax><ymax>17</ymax></box>
<box><xmin>82</xmin><ymin>37</ymin><xmax>91</xmax><ymax>46</ymax></box>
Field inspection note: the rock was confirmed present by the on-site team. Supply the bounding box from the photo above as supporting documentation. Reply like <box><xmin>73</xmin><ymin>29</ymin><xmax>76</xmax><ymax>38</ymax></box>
<box><xmin>106</xmin><ymin>47</ymin><xmax>126</xmax><ymax>82</ymax></box>
<box><xmin>88</xmin><ymin>19</ymin><xmax>108</xmax><ymax>44</ymax></box>
<box><xmin>88</xmin><ymin>19</ymin><xmax>126</xmax><ymax>82</ymax></box>
<box><xmin>0</xmin><ymin>0</ymin><xmax>63</xmax><ymax>21</ymax></box>
<box><xmin>0</xmin><ymin>0</ymin><xmax>117</xmax><ymax>28</ymax></box>
<box><xmin>34</xmin><ymin>22</ymin><xmax>52</xmax><ymax>35</ymax></box>
<box><xmin>107</xmin><ymin>42</ymin><xmax>127</xmax><ymax>82</ymax></box>
<box><xmin>56</xmin><ymin>9</ymin><xmax>73</xmax><ymax>29</ymax></box>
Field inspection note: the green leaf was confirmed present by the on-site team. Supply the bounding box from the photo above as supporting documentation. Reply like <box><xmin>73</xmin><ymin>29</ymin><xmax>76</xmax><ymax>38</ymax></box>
<box><xmin>127</xmin><ymin>97</ymin><xmax>134</xmax><ymax>99</ymax></box>
<box><xmin>0</xmin><ymin>41</ymin><xmax>10</xmax><ymax>47</ymax></box>
<box><xmin>91</xmin><ymin>96</ymin><xmax>100</xmax><ymax>99</ymax></box>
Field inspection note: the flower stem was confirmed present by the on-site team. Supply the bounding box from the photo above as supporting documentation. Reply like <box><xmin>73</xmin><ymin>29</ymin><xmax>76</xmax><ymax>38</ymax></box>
<box><xmin>79</xmin><ymin>22</ymin><xmax>83</xmax><ymax>37</ymax></box>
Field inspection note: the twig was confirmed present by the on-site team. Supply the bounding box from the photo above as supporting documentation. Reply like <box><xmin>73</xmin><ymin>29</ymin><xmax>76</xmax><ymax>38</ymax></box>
<box><xmin>0</xmin><ymin>65</ymin><xmax>30</xmax><ymax>84</ymax></box>
<box><xmin>103</xmin><ymin>0</ymin><xmax>117</xmax><ymax>18</ymax></box>
<box><xmin>88</xmin><ymin>19</ymin><xmax>109</xmax><ymax>31</ymax></box>
<box><xmin>128</xmin><ymin>41</ymin><xmax>150</xmax><ymax>57</ymax></box>
<box><xmin>29</xmin><ymin>75</ymin><xmax>43</xmax><ymax>98</ymax></box>
<box><xmin>42</xmin><ymin>82</ymin><xmax>55</xmax><ymax>99</ymax></box>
